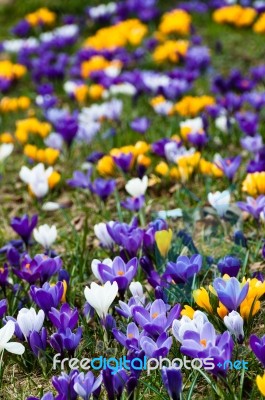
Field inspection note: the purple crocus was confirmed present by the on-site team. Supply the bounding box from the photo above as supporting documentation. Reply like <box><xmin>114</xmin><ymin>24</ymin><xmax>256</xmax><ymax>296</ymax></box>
<box><xmin>121</xmin><ymin>195</ymin><xmax>145</xmax><ymax>211</ymax></box>
<box><xmin>14</xmin><ymin>254</ymin><xmax>62</xmax><ymax>284</ymax></box>
<box><xmin>10</xmin><ymin>214</ymin><xmax>38</xmax><ymax>245</ymax></box>
<box><xmin>163</xmin><ymin>254</ymin><xmax>202</xmax><ymax>284</ymax></box>
<box><xmin>29</xmin><ymin>328</ymin><xmax>47</xmax><ymax>357</ymax></box>
<box><xmin>187</xmin><ymin>131</ymin><xmax>208</xmax><ymax>149</ymax></box>
<box><xmin>215</xmin><ymin>156</ymin><xmax>241</xmax><ymax>181</ymax></box>
<box><xmin>140</xmin><ymin>332</ymin><xmax>172</xmax><ymax>358</ymax></box>
<box><xmin>50</xmin><ymin>327</ymin><xmax>82</xmax><ymax>356</ymax></box>
<box><xmin>217</xmin><ymin>256</ymin><xmax>241</xmax><ymax>277</ymax></box>
<box><xmin>107</xmin><ymin>219</ymin><xmax>144</xmax><ymax>257</ymax></box>
<box><xmin>48</xmin><ymin>303</ymin><xmax>78</xmax><ymax>330</ymax></box>
<box><xmin>130</xmin><ymin>117</ymin><xmax>150</xmax><ymax>134</ymax></box>
<box><xmin>181</xmin><ymin>322</ymin><xmax>234</xmax><ymax>376</ymax></box>
<box><xmin>27</xmin><ymin>393</ymin><xmax>55</xmax><ymax>400</ymax></box>
<box><xmin>52</xmin><ymin>370</ymin><xmax>79</xmax><ymax>400</ymax></box>
<box><xmin>90</xmin><ymin>178</ymin><xmax>116</xmax><ymax>201</ymax></box>
<box><xmin>102</xmin><ymin>368</ymin><xmax>129</xmax><ymax>400</ymax></box>
<box><xmin>0</xmin><ymin>264</ymin><xmax>9</xmax><ymax>287</ymax></box>
<box><xmin>30</xmin><ymin>281</ymin><xmax>64</xmax><ymax>314</ymax></box>
<box><xmin>74</xmin><ymin>371</ymin><xmax>102</xmax><ymax>400</ymax></box>
<box><xmin>132</xmin><ymin>299</ymin><xmax>181</xmax><ymax>337</ymax></box>
<box><xmin>249</xmin><ymin>334</ymin><xmax>265</xmax><ymax>367</ymax></box>
<box><xmin>95</xmin><ymin>256</ymin><xmax>138</xmax><ymax>295</ymax></box>
<box><xmin>67</xmin><ymin>169</ymin><xmax>92</xmax><ymax>189</ymax></box>
<box><xmin>55</xmin><ymin>113</ymin><xmax>79</xmax><ymax>146</ymax></box>
<box><xmin>213</xmin><ymin>277</ymin><xmax>249</xmax><ymax>311</ymax></box>
<box><xmin>161</xmin><ymin>366</ymin><xmax>182</xmax><ymax>400</ymax></box>
<box><xmin>112</xmin><ymin>322</ymin><xmax>143</xmax><ymax>351</ymax></box>
<box><xmin>113</xmin><ymin>153</ymin><xmax>133</xmax><ymax>173</ymax></box>
<box><xmin>237</xmin><ymin>195</ymin><xmax>265</xmax><ymax>220</ymax></box>
<box><xmin>0</xmin><ymin>299</ymin><xmax>7</xmax><ymax>318</ymax></box>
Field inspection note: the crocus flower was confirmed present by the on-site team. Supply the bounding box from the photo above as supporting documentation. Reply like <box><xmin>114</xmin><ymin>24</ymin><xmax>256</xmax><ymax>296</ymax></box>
<box><xmin>30</xmin><ymin>282</ymin><xmax>64</xmax><ymax>314</ymax></box>
<box><xmin>0</xmin><ymin>299</ymin><xmax>7</xmax><ymax>319</ymax></box>
<box><xmin>27</xmin><ymin>393</ymin><xmax>55</xmax><ymax>400</ymax></box>
<box><xmin>237</xmin><ymin>195</ymin><xmax>265</xmax><ymax>220</ymax></box>
<box><xmin>155</xmin><ymin>229</ymin><xmax>172</xmax><ymax>257</ymax></box>
<box><xmin>0</xmin><ymin>320</ymin><xmax>25</xmax><ymax>355</ymax></box>
<box><xmin>48</xmin><ymin>303</ymin><xmax>78</xmax><ymax>330</ymax></box>
<box><xmin>19</xmin><ymin>163</ymin><xmax>54</xmax><ymax>198</ymax></box>
<box><xmin>0</xmin><ymin>143</ymin><xmax>13</xmax><ymax>162</ymax></box>
<box><xmin>107</xmin><ymin>219</ymin><xmax>144</xmax><ymax>257</ymax></box>
<box><xmin>84</xmin><ymin>281</ymin><xmax>118</xmax><ymax>320</ymax></box>
<box><xmin>55</xmin><ymin>113</ymin><xmax>78</xmax><ymax>146</ymax></box>
<box><xmin>132</xmin><ymin>299</ymin><xmax>181</xmax><ymax>336</ymax></box>
<box><xmin>29</xmin><ymin>327</ymin><xmax>47</xmax><ymax>357</ymax></box>
<box><xmin>102</xmin><ymin>368</ymin><xmax>129</xmax><ymax>400</ymax></box>
<box><xmin>93</xmin><ymin>256</ymin><xmax>138</xmax><ymax>295</ymax></box>
<box><xmin>67</xmin><ymin>169</ymin><xmax>92</xmax><ymax>189</ymax></box>
<box><xmin>180</xmin><ymin>322</ymin><xmax>234</xmax><ymax>376</ymax></box>
<box><xmin>215</xmin><ymin>155</ymin><xmax>241</xmax><ymax>181</ymax></box>
<box><xmin>208</xmin><ymin>190</ymin><xmax>230</xmax><ymax>217</ymax></box>
<box><xmin>140</xmin><ymin>332</ymin><xmax>172</xmax><ymax>358</ymax></box>
<box><xmin>113</xmin><ymin>322</ymin><xmax>143</xmax><ymax>351</ymax></box>
<box><xmin>113</xmin><ymin>153</ymin><xmax>133</xmax><ymax>173</ymax></box>
<box><xmin>213</xmin><ymin>277</ymin><xmax>249</xmax><ymax>311</ymax></box>
<box><xmin>250</xmin><ymin>334</ymin><xmax>265</xmax><ymax>367</ymax></box>
<box><xmin>74</xmin><ymin>371</ymin><xmax>102</xmax><ymax>400</ymax></box>
<box><xmin>10</xmin><ymin>214</ymin><xmax>38</xmax><ymax>245</ymax></box>
<box><xmin>224</xmin><ymin>311</ymin><xmax>244</xmax><ymax>343</ymax></box>
<box><xmin>172</xmin><ymin>310</ymin><xmax>209</xmax><ymax>343</ymax></box>
<box><xmin>130</xmin><ymin>117</ymin><xmax>150</xmax><ymax>134</ymax></box>
<box><xmin>16</xmin><ymin>307</ymin><xmax>45</xmax><ymax>339</ymax></box>
<box><xmin>257</xmin><ymin>372</ymin><xmax>265</xmax><ymax>397</ymax></box>
<box><xmin>94</xmin><ymin>222</ymin><xmax>115</xmax><ymax>249</ymax></box>
<box><xmin>14</xmin><ymin>254</ymin><xmax>62</xmax><ymax>284</ymax></box>
<box><xmin>217</xmin><ymin>256</ymin><xmax>241</xmax><ymax>277</ymax></box>
<box><xmin>90</xmin><ymin>178</ymin><xmax>116</xmax><ymax>201</ymax></box>
<box><xmin>163</xmin><ymin>254</ymin><xmax>202</xmax><ymax>284</ymax></box>
<box><xmin>121</xmin><ymin>195</ymin><xmax>145</xmax><ymax>211</ymax></box>
<box><xmin>161</xmin><ymin>366</ymin><xmax>182</xmax><ymax>400</ymax></box>
<box><xmin>52</xmin><ymin>370</ymin><xmax>79</xmax><ymax>400</ymax></box>
<box><xmin>33</xmin><ymin>224</ymin><xmax>57</xmax><ymax>250</ymax></box>
<box><xmin>50</xmin><ymin>327</ymin><xmax>82</xmax><ymax>356</ymax></box>
<box><xmin>125</xmin><ymin>175</ymin><xmax>148</xmax><ymax>197</ymax></box>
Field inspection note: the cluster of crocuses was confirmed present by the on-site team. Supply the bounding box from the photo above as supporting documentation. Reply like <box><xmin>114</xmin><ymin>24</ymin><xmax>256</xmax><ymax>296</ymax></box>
<box><xmin>1</xmin><ymin>0</ymin><xmax>265</xmax><ymax>398</ymax></box>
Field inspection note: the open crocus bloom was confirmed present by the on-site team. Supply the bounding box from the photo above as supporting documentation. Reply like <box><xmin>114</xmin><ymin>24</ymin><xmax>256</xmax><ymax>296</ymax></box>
<box><xmin>19</xmin><ymin>163</ymin><xmax>53</xmax><ymax>198</ymax></box>
<box><xmin>0</xmin><ymin>320</ymin><xmax>25</xmax><ymax>355</ymax></box>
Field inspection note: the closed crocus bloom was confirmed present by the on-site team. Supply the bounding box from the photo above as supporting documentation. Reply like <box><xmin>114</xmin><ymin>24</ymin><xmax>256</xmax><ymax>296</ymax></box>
<box><xmin>181</xmin><ymin>305</ymin><xmax>195</xmax><ymax>319</ymax></box>
<box><xmin>217</xmin><ymin>256</ymin><xmax>241</xmax><ymax>277</ymax></box>
<box><xmin>19</xmin><ymin>163</ymin><xmax>53</xmax><ymax>198</ymax></box>
<box><xmin>208</xmin><ymin>190</ymin><xmax>230</xmax><ymax>217</ymax></box>
<box><xmin>193</xmin><ymin>287</ymin><xmax>213</xmax><ymax>313</ymax></box>
<box><xmin>257</xmin><ymin>373</ymin><xmax>265</xmax><ymax>397</ymax></box>
<box><xmin>0</xmin><ymin>143</ymin><xmax>14</xmax><ymax>162</ymax></box>
<box><xmin>155</xmin><ymin>229</ymin><xmax>173</xmax><ymax>257</ymax></box>
<box><xmin>33</xmin><ymin>224</ymin><xmax>57</xmax><ymax>249</ymax></box>
<box><xmin>240</xmin><ymin>278</ymin><xmax>265</xmax><ymax>319</ymax></box>
<box><xmin>163</xmin><ymin>254</ymin><xmax>202</xmax><ymax>283</ymax></box>
<box><xmin>224</xmin><ymin>310</ymin><xmax>244</xmax><ymax>343</ymax></box>
<box><xmin>125</xmin><ymin>175</ymin><xmax>148</xmax><ymax>197</ymax></box>
<box><xmin>250</xmin><ymin>334</ymin><xmax>265</xmax><ymax>367</ymax></box>
<box><xmin>161</xmin><ymin>366</ymin><xmax>182</xmax><ymax>400</ymax></box>
<box><xmin>94</xmin><ymin>222</ymin><xmax>115</xmax><ymax>249</ymax></box>
<box><xmin>84</xmin><ymin>281</ymin><xmax>118</xmax><ymax>320</ymax></box>
<box><xmin>16</xmin><ymin>307</ymin><xmax>45</xmax><ymax>339</ymax></box>
<box><xmin>0</xmin><ymin>320</ymin><xmax>25</xmax><ymax>355</ymax></box>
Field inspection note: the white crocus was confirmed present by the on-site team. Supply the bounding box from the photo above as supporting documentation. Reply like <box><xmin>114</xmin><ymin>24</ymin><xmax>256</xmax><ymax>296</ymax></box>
<box><xmin>180</xmin><ymin>117</ymin><xmax>203</xmax><ymax>134</ymax></box>
<box><xmin>129</xmin><ymin>282</ymin><xmax>145</xmax><ymax>304</ymax></box>
<box><xmin>94</xmin><ymin>222</ymin><xmax>115</xmax><ymax>249</ymax></box>
<box><xmin>16</xmin><ymin>308</ymin><xmax>45</xmax><ymax>339</ymax></box>
<box><xmin>0</xmin><ymin>320</ymin><xmax>25</xmax><ymax>355</ymax></box>
<box><xmin>33</xmin><ymin>224</ymin><xmax>57</xmax><ymax>249</ymax></box>
<box><xmin>91</xmin><ymin>258</ymin><xmax>113</xmax><ymax>282</ymax></box>
<box><xmin>224</xmin><ymin>311</ymin><xmax>244</xmax><ymax>343</ymax></box>
<box><xmin>84</xmin><ymin>281</ymin><xmax>118</xmax><ymax>319</ymax></box>
<box><xmin>19</xmin><ymin>163</ymin><xmax>53</xmax><ymax>198</ymax></box>
<box><xmin>42</xmin><ymin>202</ymin><xmax>60</xmax><ymax>211</ymax></box>
<box><xmin>172</xmin><ymin>311</ymin><xmax>209</xmax><ymax>343</ymax></box>
<box><xmin>0</xmin><ymin>143</ymin><xmax>14</xmax><ymax>162</ymax></box>
<box><xmin>125</xmin><ymin>175</ymin><xmax>148</xmax><ymax>197</ymax></box>
<box><xmin>208</xmin><ymin>190</ymin><xmax>231</xmax><ymax>217</ymax></box>
<box><xmin>17</xmin><ymin>307</ymin><xmax>45</xmax><ymax>339</ymax></box>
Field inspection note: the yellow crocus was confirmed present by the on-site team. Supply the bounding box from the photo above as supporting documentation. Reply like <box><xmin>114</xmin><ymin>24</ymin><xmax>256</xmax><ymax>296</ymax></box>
<box><xmin>97</xmin><ymin>155</ymin><xmax>115</xmax><ymax>176</ymax></box>
<box><xmin>181</xmin><ymin>305</ymin><xmax>195</xmax><ymax>318</ymax></box>
<box><xmin>242</xmin><ymin>172</ymin><xmax>265</xmax><ymax>196</ymax></box>
<box><xmin>193</xmin><ymin>287</ymin><xmax>213</xmax><ymax>314</ymax></box>
<box><xmin>257</xmin><ymin>373</ymin><xmax>265</xmax><ymax>397</ymax></box>
<box><xmin>48</xmin><ymin>171</ymin><xmax>61</xmax><ymax>189</ymax></box>
<box><xmin>155</xmin><ymin>229</ymin><xmax>173</xmax><ymax>257</ymax></box>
